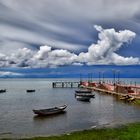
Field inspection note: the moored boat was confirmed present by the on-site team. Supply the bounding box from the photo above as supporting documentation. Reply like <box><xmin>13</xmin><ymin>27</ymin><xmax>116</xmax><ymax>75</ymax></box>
<box><xmin>75</xmin><ymin>93</ymin><xmax>95</xmax><ymax>98</ymax></box>
<box><xmin>120</xmin><ymin>95</ymin><xmax>131</xmax><ymax>100</ymax></box>
<box><xmin>75</xmin><ymin>89</ymin><xmax>92</xmax><ymax>93</ymax></box>
<box><xmin>75</xmin><ymin>89</ymin><xmax>95</xmax><ymax>101</ymax></box>
<box><xmin>26</xmin><ymin>89</ymin><xmax>35</xmax><ymax>92</ymax></box>
<box><xmin>0</xmin><ymin>89</ymin><xmax>6</xmax><ymax>93</ymax></box>
<box><xmin>76</xmin><ymin>95</ymin><xmax>90</xmax><ymax>101</ymax></box>
<box><xmin>120</xmin><ymin>95</ymin><xmax>135</xmax><ymax>102</ymax></box>
<box><xmin>33</xmin><ymin>105</ymin><xmax>67</xmax><ymax>116</ymax></box>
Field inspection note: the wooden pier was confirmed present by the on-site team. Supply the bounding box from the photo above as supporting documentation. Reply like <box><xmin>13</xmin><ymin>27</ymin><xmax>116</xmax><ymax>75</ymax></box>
<box><xmin>52</xmin><ymin>82</ymin><xmax>80</xmax><ymax>88</ymax></box>
<box><xmin>87</xmin><ymin>86</ymin><xmax>126</xmax><ymax>97</ymax></box>
<box><xmin>86</xmin><ymin>86</ymin><xmax>140</xmax><ymax>100</ymax></box>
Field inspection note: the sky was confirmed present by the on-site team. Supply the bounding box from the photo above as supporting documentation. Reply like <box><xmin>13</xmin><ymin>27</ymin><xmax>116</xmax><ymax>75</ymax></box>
<box><xmin>0</xmin><ymin>0</ymin><xmax>140</xmax><ymax>78</ymax></box>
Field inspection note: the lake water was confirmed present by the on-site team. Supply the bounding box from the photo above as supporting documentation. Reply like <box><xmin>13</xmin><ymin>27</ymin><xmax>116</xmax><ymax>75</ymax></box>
<box><xmin>0</xmin><ymin>78</ymin><xmax>140</xmax><ymax>138</ymax></box>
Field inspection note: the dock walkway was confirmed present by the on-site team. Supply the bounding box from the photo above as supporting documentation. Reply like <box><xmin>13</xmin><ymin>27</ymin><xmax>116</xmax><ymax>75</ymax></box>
<box><xmin>86</xmin><ymin>86</ymin><xmax>140</xmax><ymax>99</ymax></box>
<box><xmin>87</xmin><ymin>86</ymin><xmax>125</xmax><ymax>96</ymax></box>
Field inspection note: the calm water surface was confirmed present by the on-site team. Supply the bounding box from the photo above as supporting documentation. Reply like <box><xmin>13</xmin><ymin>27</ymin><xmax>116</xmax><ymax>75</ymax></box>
<box><xmin>0</xmin><ymin>78</ymin><xmax>140</xmax><ymax>138</ymax></box>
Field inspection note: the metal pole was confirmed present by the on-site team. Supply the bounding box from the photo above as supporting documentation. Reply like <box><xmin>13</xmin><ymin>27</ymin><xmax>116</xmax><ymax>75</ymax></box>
<box><xmin>88</xmin><ymin>73</ymin><xmax>90</xmax><ymax>84</ymax></box>
<box><xmin>117</xmin><ymin>71</ymin><xmax>120</xmax><ymax>84</ymax></box>
<box><xmin>91</xmin><ymin>73</ymin><xmax>93</xmax><ymax>83</ymax></box>
<box><xmin>135</xmin><ymin>82</ymin><xmax>137</xmax><ymax>94</ymax></box>
<box><xmin>113</xmin><ymin>70</ymin><xmax>115</xmax><ymax>84</ymax></box>
<box><xmin>79</xmin><ymin>74</ymin><xmax>83</xmax><ymax>87</ymax></box>
<box><xmin>99</xmin><ymin>72</ymin><xmax>101</xmax><ymax>84</ymax></box>
<box><xmin>90</xmin><ymin>73</ymin><xmax>92</xmax><ymax>85</ymax></box>
<box><xmin>103</xmin><ymin>72</ymin><xmax>105</xmax><ymax>83</ymax></box>
<box><xmin>80</xmin><ymin>74</ymin><xmax>82</xmax><ymax>82</ymax></box>
<box><xmin>112</xmin><ymin>70</ymin><xmax>116</xmax><ymax>90</ymax></box>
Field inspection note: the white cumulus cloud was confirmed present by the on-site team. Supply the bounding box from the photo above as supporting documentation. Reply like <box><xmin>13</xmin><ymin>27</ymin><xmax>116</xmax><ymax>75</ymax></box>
<box><xmin>0</xmin><ymin>25</ymin><xmax>139</xmax><ymax>68</ymax></box>
<box><xmin>77</xmin><ymin>25</ymin><xmax>139</xmax><ymax>65</ymax></box>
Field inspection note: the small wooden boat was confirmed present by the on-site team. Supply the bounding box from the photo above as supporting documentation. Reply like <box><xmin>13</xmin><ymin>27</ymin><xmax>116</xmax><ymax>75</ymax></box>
<box><xmin>75</xmin><ymin>90</ymin><xmax>92</xmax><ymax>93</ymax></box>
<box><xmin>127</xmin><ymin>97</ymin><xmax>135</xmax><ymax>102</ymax></box>
<box><xmin>26</xmin><ymin>89</ymin><xmax>35</xmax><ymax>93</ymax></box>
<box><xmin>120</xmin><ymin>95</ymin><xmax>131</xmax><ymax>100</ymax></box>
<box><xmin>0</xmin><ymin>89</ymin><xmax>6</xmax><ymax>93</ymax></box>
<box><xmin>75</xmin><ymin>93</ymin><xmax>95</xmax><ymax>98</ymax></box>
<box><xmin>76</xmin><ymin>95</ymin><xmax>90</xmax><ymax>101</ymax></box>
<box><xmin>120</xmin><ymin>95</ymin><xmax>135</xmax><ymax>102</ymax></box>
<box><xmin>75</xmin><ymin>89</ymin><xmax>95</xmax><ymax>102</ymax></box>
<box><xmin>33</xmin><ymin>105</ymin><xmax>67</xmax><ymax>116</ymax></box>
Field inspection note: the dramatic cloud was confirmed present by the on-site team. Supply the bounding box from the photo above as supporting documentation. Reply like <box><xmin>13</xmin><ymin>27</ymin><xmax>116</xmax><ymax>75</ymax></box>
<box><xmin>0</xmin><ymin>26</ymin><xmax>139</xmax><ymax>68</ymax></box>
<box><xmin>0</xmin><ymin>0</ymin><xmax>140</xmax><ymax>56</ymax></box>
<box><xmin>77</xmin><ymin>25</ymin><xmax>139</xmax><ymax>65</ymax></box>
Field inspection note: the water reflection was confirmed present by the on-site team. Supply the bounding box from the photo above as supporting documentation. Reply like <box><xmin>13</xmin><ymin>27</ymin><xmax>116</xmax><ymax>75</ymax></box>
<box><xmin>33</xmin><ymin>111</ymin><xmax>67</xmax><ymax>121</ymax></box>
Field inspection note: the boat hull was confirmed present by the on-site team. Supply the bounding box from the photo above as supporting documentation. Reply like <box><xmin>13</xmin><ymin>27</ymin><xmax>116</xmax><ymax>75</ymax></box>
<box><xmin>75</xmin><ymin>90</ymin><xmax>92</xmax><ymax>93</ymax></box>
<box><xmin>26</xmin><ymin>90</ymin><xmax>35</xmax><ymax>92</ymax></box>
<box><xmin>33</xmin><ymin>105</ymin><xmax>67</xmax><ymax>116</ymax></box>
<box><xmin>75</xmin><ymin>93</ymin><xmax>95</xmax><ymax>98</ymax></box>
<box><xmin>76</xmin><ymin>95</ymin><xmax>90</xmax><ymax>101</ymax></box>
<box><xmin>0</xmin><ymin>89</ymin><xmax>6</xmax><ymax>93</ymax></box>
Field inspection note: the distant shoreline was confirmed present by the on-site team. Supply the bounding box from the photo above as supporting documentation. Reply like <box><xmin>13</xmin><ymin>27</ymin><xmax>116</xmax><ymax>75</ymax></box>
<box><xmin>0</xmin><ymin>77</ymin><xmax>140</xmax><ymax>79</ymax></box>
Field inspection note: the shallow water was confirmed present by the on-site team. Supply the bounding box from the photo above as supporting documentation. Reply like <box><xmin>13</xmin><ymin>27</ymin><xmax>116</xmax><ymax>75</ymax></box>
<box><xmin>0</xmin><ymin>78</ymin><xmax>140</xmax><ymax>138</ymax></box>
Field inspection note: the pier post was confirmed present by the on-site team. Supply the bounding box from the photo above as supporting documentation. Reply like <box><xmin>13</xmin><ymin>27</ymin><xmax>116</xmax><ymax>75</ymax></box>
<box><xmin>62</xmin><ymin>83</ymin><xmax>64</xmax><ymax>88</ymax></box>
<box><xmin>102</xmin><ymin>71</ymin><xmax>105</xmax><ymax>83</ymax></box>
<box><xmin>135</xmin><ymin>82</ymin><xmax>137</xmax><ymax>94</ymax></box>
<box><xmin>52</xmin><ymin>82</ymin><xmax>56</xmax><ymax>88</ymax></box>
<box><xmin>71</xmin><ymin>82</ymin><xmax>73</xmax><ymax>88</ymax></box>
<box><xmin>99</xmin><ymin>71</ymin><xmax>101</xmax><ymax>84</ymax></box>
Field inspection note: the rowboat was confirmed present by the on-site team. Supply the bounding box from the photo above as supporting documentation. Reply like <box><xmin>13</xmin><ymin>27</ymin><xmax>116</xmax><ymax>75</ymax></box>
<box><xmin>33</xmin><ymin>105</ymin><xmax>67</xmax><ymax>116</ymax></box>
<box><xmin>120</xmin><ymin>95</ymin><xmax>131</xmax><ymax>100</ymax></box>
<box><xmin>0</xmin><ymin>89</ymin><xmax>6</xmax><ymax>93</ymax></box>
<box><xmin>75</xmin><ymin>89</ymin><xmax>95</xmax><ymax>102</ymax></box>
<box><xmin>120</xmin><ymin>94</ymin><xmax>135</xmax><ymax>102</ymax></box>
<box><xmin>75</xmin><ymin>93</ymin><xmax>95</xmax><ymax>98</ymax></box>
<box><xmin>75</xmin><ymin>90</ymin><xmax>92</xmax><ymax>93</ymax></box>
<box><xmin>76</xmin><ymin>95</ymin><xmax>90</xmax><ymax>101</ymax></box>
<box><xmin>26</xmin><ymin>89</ymin><xmax>35</xmax><ymax>92</ymax></box>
